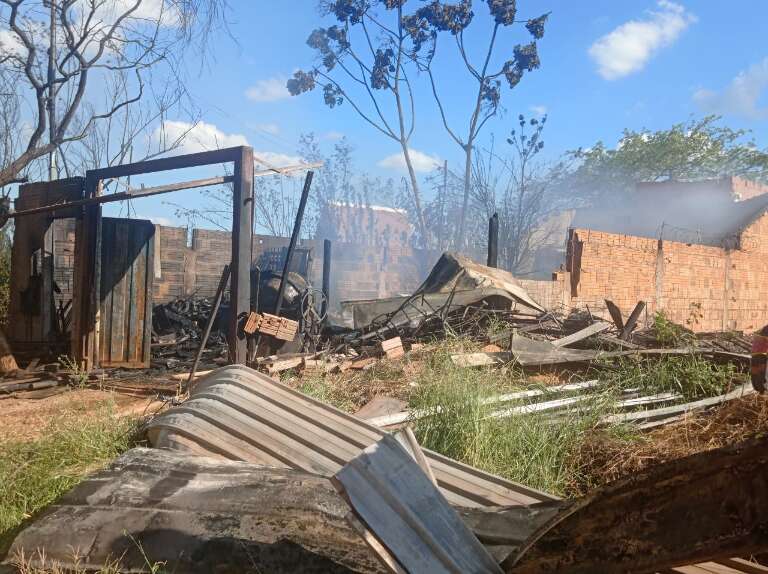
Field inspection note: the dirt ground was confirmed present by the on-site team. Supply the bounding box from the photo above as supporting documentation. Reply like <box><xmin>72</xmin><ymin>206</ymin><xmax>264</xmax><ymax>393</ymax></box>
<box><xmin>0</xmin><ymin>389</ymin><xmax>166</xmax><ymax>443</ymax></box>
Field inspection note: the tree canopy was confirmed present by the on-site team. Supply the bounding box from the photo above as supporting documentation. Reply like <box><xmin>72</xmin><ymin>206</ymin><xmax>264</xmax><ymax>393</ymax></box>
<box><xmin>568</xmin><ymin>116</ymin><xmax>768</xmax><ymax>201</ymax></box>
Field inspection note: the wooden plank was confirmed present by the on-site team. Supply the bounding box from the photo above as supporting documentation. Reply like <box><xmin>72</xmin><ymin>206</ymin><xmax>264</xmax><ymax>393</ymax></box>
<box><xmin>333</xmin><ymin>434</ymin><xmax>503</xmax><ymax>574</ymax></box>
<box><xmin>604</xmin><ymin>299</ymin><xmax>625</xmax><ymax>331</ymax></box>
<box><xmin>551</xmin><ymin>322</ymin><xmax>611</xmax><ymax>348</ymax></box>
<box><xmin>243</xmin><ymin>311</ymin><xmax>261</xmax><ymax>335</ymax></box>
<box><xmin>142</xmin><ymin>226</ymin><xmax>155</xmax><ymax>367</ymax></box>
<box><xmin>621</xmin><ymin>301</ymin><xmax>646</xmax><ymax>340</ymax></box>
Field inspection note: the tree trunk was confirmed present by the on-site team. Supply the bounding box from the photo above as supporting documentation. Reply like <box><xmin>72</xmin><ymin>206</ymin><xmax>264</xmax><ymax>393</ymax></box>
<box><xmin>400</xmin><ymin>141</ymin><xmax>428</xmax><ymax>246</ymax></box>
<box><xmin>457</xmin><ymin>142</ymin><xmax>473</xmax><ymax>252</ymax></box>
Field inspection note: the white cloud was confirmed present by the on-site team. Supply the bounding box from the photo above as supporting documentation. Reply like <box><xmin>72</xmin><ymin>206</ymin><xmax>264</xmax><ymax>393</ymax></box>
<box><xmin>254</xmin><ymin>151</ymin><xmax>305</xmax><ymax>170</ymax></box>
<box><xmin>135</xmin><ymin>214</ymin><xmax>174</xmax><ymax>226</ymax></box>
<box><xmin>588</xmin><ymin>1</ymin><xmax>695</xmax><ymax>80</ymax></box>
<box><xmin>693</xmin><ymin>58</ymin><xmax>768</xmax><ymax>121</ymax></box>
<box><xmin>254</xmin><ymin>123</ymin><xmax>281</xmax><ymax>135</ymax></box>
<box><xmin>245</xmin><ymin>77</ymin><xmax>290</xmax><ymax>103</ymax></box>
<box><xmin>529</xmin><ymin>105</ymin><xmax>547</xmax><ymax>117</ymax></box>
<box><xmin>378</xmin><ymin>149</ymin><xmax>442</xmax><ymax>173</ymax></box>
<box><xmin>324</xmin><ymin>131</ymin><xmax>345</xmax><ymax>141</ymax></box>
<box><xmin>157</xmin><ymin>120</ymin><xmax>249</xmax><ymax>154</ymax></box>
<box><xmin>154</xmin><ymin>120</ymin><xmax>305</xmax><ymax>168</ymax></box>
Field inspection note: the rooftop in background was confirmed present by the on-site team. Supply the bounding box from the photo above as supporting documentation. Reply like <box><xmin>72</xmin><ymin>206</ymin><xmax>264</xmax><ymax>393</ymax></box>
<box><xmin>572</xmin><ymin>177</ymin><xmax>768</xmax><ymax>247</ymax></box>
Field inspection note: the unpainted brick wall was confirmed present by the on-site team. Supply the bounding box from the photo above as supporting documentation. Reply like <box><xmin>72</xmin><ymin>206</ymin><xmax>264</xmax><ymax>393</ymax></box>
<box><xmin>519</xmin><ymin>215</ymin><xmax>768</xmax><ymax>333</ymax></box>
<box><xmin>152</xmin><ymin>225</ymin><xmax>437</xmax><ymax>305</ymax></box>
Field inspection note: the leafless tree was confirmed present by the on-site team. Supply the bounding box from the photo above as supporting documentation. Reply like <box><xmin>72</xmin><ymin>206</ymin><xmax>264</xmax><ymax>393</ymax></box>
<box><xmin>0</xmin><ymin>0</ymin><xmax>227</xmax><ymax>194</ymax></box>
<box><xmin>471</xmin><ymin>115</ymin><xmax>566</xmax><ymax>275</ymax></box>
<box><xmin>407</xmin><ymin>2</ymin><xmax>548</xmax><ymax>251</ymax></box>
<box><xmin>288</xmin><ymin>1</ymin><xmax>428</xmax><ymax>244</ymax></box>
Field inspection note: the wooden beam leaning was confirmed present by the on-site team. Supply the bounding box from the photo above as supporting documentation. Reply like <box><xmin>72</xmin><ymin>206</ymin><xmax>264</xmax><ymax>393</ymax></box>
<box><xmin>230</xmin><ymin>147</ymin><xmax>254</xmax><ymax>364</ymax></box>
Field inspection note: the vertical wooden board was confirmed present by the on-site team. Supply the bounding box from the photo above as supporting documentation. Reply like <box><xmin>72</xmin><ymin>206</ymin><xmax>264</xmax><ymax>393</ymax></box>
<box><xmin>143</xmin><ymin>229</ymin><xmax>155</xmax><ymax>366</ymax></box>
<box><xmin>126</xmin><ymin>225</ymin><xmax>141</xmax><ymax>363</ymax></box>
<box><xmin>109</xmin><ymin>220</ymin><xmax>130</xmax><ymax>362</ymax></box>
<box><xmin>98</xmin><ymin>219</ymin><xmax>115</xmax><ymax>364</ymax></box>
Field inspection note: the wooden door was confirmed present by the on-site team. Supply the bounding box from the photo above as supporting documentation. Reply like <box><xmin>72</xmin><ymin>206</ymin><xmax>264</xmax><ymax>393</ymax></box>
<box><xmin>98</xmin><ymin>218</ymin><xmax>155</xmax><ymax>368</ymax></box>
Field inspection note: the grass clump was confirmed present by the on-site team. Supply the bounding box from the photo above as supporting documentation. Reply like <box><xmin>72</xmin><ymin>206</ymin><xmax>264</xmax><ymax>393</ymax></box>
<box><xmin>407</xmin><ymin>342</ymin><xmax>619</xmax><ymax>495</ymax></box>
<box><xmin>594</xmin><ymin>354</ymin><xmax>743</xmax><ymax>400</ymax></box>
<box><xmin>0</xmin><ymin>401</ymin><xmax>141</xmax><ymax>555</ymax></box>
<box><xmin>652</xmin><ymin>311</ymin><xmax>693</xmax><ymax>346</ymax></box>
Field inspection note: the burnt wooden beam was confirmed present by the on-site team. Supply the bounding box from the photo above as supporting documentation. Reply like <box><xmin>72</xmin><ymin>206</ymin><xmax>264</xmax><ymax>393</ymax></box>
<box><xmin>620</xmin><ymin>300</ymin><xmax>647</xmax><ymax>340</ymax></box>
<box><xmin>604</xmin><ymin>299</ymin><xmax>625</xmax><ymax>332</ymax></box>
<box><xmin>9</xmin><ymin>176</ymin><xmax>234</xmax><ymax>219</ymax></box>
<box><xmin>322</xmin><ymin>239</ymin><xmax>332</xmax><ymax>321</ymax></box>
<box><xmin>504</xmin><ymin>433</ymin><xmax>768</xmax><ymax>573</ymax></box>
<box><xmin>274</xmin><ymin>171</ymin><xmax>313</xmax><ymax>316</ymax></box>
<box><xmin>487</xmin><ymin>213</ymin><xmax>499</xmax><ymax>268</ymax></box>
<box><xmin>230</xmin><ymin>147</ymin><xmax>254</xmax><ymax>364</ymax></box>
<box><xmin>86</xmin><ymin>146</ymin><xmax>246</xmax><ymax>180</ymax></box>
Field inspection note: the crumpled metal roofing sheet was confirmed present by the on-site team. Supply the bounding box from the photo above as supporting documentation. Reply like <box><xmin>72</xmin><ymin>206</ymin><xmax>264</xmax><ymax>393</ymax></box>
<box><xmin>145</xmin><ymin>365</ymin><xmax>767</xmax><ymax>573</ymax></box>
<box><xmin>146</xmin><ymin>365</ymin><xmax>552</xmax><ymax>509</ymax></box>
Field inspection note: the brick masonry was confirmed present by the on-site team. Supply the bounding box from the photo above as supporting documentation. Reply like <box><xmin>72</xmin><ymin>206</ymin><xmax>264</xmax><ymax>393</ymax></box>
<box><xmin>520</xmin><ymin>213</ymin><xmax>768</xmax><ymax>333</ymax></box>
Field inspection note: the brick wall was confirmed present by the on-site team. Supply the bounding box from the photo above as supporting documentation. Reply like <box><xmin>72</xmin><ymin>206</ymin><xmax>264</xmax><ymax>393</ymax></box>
<box><xmin>520</xmin><ymin>215</ymin><xmax>768</xmax><ymax>333</ymax></box>
<box><xmin>152</xmin><ymin>225</ymin><xmax>437</xmax><ymax>305</ymax></box>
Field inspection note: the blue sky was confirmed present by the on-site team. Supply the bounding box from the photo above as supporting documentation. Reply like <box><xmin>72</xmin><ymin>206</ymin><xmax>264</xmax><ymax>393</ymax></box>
<box><xmin>110</xmin><ymin>0</ymin><xmax>768</xmax><ymax>225</ymax></box>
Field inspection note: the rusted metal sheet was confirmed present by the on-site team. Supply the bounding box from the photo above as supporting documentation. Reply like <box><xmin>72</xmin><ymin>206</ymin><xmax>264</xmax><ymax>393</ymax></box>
<box><xmin>146</xmin><ymin>365</ymin><xmax>553</xmax><ymax>509</ymax></box>
<box><xmin>98</xmin><ymin>218</ymin><xmax>154</xmax><ymax>368</ymax></box>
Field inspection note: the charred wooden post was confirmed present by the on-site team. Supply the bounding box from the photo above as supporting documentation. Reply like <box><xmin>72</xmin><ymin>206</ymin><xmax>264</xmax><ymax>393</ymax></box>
<box><xmin>275</xmin><ymin>171</ymin><xmax>314</xmax><ymax>317</ymax></box>
<box><xmin>487</xmin><ymin>213</ymin><xmax>499</xmax><ymax>268</ymax></box>
<box><xmin>185</xmin><ymin>264</ymin><xmax>230</xmax><ymax>392</ymax></box>
<box><xmin>230</xmin><ymin>146</ymin><xmax>254</xmax><ymax>364</ymax></box>
<box><xmin>322</xmin><ymin>239</ymin><xmax>332</xmax><ymax>321</ymax></box>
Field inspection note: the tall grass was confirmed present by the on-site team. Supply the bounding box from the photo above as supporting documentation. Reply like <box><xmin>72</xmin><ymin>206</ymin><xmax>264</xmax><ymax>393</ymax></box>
<box><xmin>592</xmin><ymin>354</ymin><xmax>743</xmax><ymax>400</ymax></box>
<box><xmin>0</xmin><ymin>401</ymin><xmax>141</xmax><ymax>556</ymax></box>
<box><xmin>408</xmin><ymin>343</ymin><xmax>619</xmax><ymax>495</ymax></box>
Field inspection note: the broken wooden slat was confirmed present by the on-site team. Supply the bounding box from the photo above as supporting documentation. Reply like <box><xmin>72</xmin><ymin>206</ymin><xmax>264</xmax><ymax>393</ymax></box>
<box><xmin>257</xmin><ymin>313</ymin><xmax>298</xmax><ymax>341</ymax></box>
<box><xmin>604</xmin><ymin>299</ymin><xmax>625</xmax><ymax>332</ymax></box>
<box><xmin>350</xmin><ymin>357</ymin><xmax>377</xmax><ymax>371</ymax></box>
<box><xmin>551</xmin><ymin>322</ymin><xmax>611</xmax><ymax>348</ymax></box>
<box><xmin>333</xmin><ymin>434</ymin><xmax>503</xmax><ymax>574</ymax></box>
<box><xmin>266</xmin><ymin>356</ymin><xmax>303</xmax><ymax>375</ymax></box>
<box><xmin>620</xmin><ymin>301</ymin><xmax>646</xmax><ymax>340</ymax></box>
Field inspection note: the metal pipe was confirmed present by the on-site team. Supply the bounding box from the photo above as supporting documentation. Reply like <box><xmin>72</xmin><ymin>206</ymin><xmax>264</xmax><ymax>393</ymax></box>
<box><xmin>185</xmin><ymin>264</ymin><xmax>230</xmax><ymax>392</ymax></box>
<box><xmin>487</xmin><ymin>212</ymin><xmax>499</xmax><ymax>268</ymax></box>
<box><xmin>274</xmin><ymin>171</ymin><xmax>314</xmax><ymax>316</ymax></box>
<box><xmin>321</xmin><ymin>239</ymin><xmax>332</xmax><ymax>321</ymax></box>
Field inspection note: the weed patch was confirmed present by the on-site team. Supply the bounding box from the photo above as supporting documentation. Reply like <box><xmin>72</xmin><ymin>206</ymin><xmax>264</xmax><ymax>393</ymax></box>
<box><xmin>0</xmin><ymin>401</ymin><xmax>141</xmax><ymax>556</ymax></box>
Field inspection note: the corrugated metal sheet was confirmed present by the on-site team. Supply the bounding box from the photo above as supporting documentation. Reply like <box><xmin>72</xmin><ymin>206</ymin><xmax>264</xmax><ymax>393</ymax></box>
<box><xmin>146</xmin><ymin>365</ymin><xmax>552</xmax><ymax>509</ymax></box>
<box><xmin>146</xmin><ymin>365</ymin><xmax>768</xmax><ymax>573</ymax></box>
<box><xmin>98</xmin><ymin>218</ymin><xmax>154</xmax><ymax>368</ymax></box>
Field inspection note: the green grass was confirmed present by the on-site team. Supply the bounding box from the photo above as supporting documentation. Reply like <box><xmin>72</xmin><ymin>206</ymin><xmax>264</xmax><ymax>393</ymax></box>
<box><xmin>591</xmin><ymin>354</ymin><xmax>743</xmax><ymax>400</ymax></box>
<box><xmin>407</xmin><ymin>343</ymin><xmax>626</xmax><ymax>495</ymax></box>
<box><xmin>0</xmin><ymin>400</ymin><xmax>142</xmax><ymax>556</ymax></box>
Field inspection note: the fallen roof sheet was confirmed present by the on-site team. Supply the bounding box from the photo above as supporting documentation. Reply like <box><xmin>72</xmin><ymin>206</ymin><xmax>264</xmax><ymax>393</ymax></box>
<box><xmin>145</xmin><ymin>365</ymin><xmax>553</xmax><ymax>508</ymax></box>
<box><xmin>3</xmin><ymin>447</ymin><xmax>384</xmax><ymax>573</ymax></box>
<box><xmin>341</xmin><ymin>252</ymin><xmax>545</xmax><ymax>329</ymax></box>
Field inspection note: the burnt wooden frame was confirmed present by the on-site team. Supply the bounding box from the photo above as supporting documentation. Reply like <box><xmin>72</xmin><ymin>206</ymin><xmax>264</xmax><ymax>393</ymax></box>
<box><xmin>72</xmin><ymin>146</ymin><xmax>254</xmax><ymax>369</ymax></box>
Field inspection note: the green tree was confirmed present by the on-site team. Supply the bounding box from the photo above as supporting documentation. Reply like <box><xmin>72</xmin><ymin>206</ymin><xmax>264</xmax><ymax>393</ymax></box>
<box><xmin>568</xmin><ymin>115</ymin><xmax>768</xmax><ymax>203</ymax></box>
